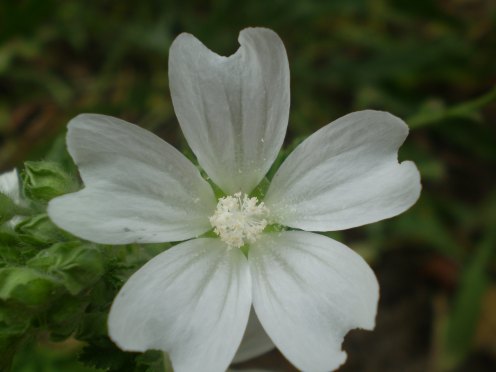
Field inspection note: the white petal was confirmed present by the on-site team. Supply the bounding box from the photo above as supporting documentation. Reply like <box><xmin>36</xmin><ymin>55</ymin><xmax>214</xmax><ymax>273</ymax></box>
<box><xmin>108</xmin><ymin>238</ymin><xmax>252</xmax><ymax>372</ymax></box>
<box><xmin>233</xmin><ymin>308</ymin><xmax>275</xmax><ymax>363</ymax></box>
<box><xmin>0</xmin><ymin>169</ymin><xmax>21</xmax><ymax>204</ymax></box>
<box><xmin>249</xmin><ymin>231</ymin><xmax>379</xmax><ymax>372</ymax></box>
<box><xmin>48</xmin><ymin>114</ymin><xmax>216</xmax><ymax>244</ymax></box>
<box><xmin>264</xmin><ymin>110</ymin><xmax>421</xmax><ymax>231</ymax></box>
<box><xmin>169</xmin><ymin>27</ymin><xmax>290</xmax><ymax>194</ymax></box>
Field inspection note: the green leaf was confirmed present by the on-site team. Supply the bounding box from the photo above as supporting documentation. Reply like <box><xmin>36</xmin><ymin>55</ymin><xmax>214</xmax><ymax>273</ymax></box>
<box><xmin>0</xmin><ymin>228</ymin><xmax>26</xmax><ymax>267</ymax></box>
<box><xmin>408</xmin><ymin>86</ymin><xmax>496</xmax><ymax>129</ymax></box>
<box><xmin>11</xmin><ymin>339</ymin><xmax>104</xmax><ymax>372</ymax></box>
<box><xmin>0</xmin><ymin>266</ymin><xmax>61</xmax><ymax>307</ymax></box>
<box><xmin>75</xmin><ymin>311</ymin><xmax>108</xmax><ymax>341</ymax></box>
<box><xmin>0</xmin><ymin>333</ymin><xmax>26</xmax><ymax>372</ymax></box>
<box><xmin>136</xmin><ymin>350</ymin><xmax>165</xmax><ymax>372</ymax></box>
<box><xmin>440</xmin><ymin>229</ymin><xmax>496</xmax><ymax>369</ymax></box>
<box><xmin>28</xmin><ymin>242</ymin><xmax>104</xmax><ymax>295</ymax></box>
<box><xmin>387</xmin><ymin>196</ymin><xmax>462</xmax><ymax>258</ymax></box>
<box><xmin>47</xmin><ymin>295</ymin><xmax>89</xmax><ymax>341</ymax></box>
<box><xmin>0</xmin><ymin>227</ymin><xmax>20</xmax><ymax>246</ymax></box>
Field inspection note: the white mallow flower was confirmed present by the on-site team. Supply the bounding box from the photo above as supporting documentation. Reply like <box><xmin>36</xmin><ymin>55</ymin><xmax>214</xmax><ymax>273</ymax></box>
<box><xmin>48</xmin><ymin>27</ymin><xmax>421</xmax><ymax>372</ymax></box>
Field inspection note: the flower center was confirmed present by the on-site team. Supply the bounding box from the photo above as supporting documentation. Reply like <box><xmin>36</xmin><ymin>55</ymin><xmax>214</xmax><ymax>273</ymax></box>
<box><xmin>209</xmin><ymin>192</ymin><xmax>269</xmax><ymax>249</ymax></box>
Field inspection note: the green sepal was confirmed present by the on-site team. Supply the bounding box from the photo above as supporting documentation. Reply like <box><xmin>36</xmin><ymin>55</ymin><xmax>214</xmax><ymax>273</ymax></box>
<box><xmin>240</xmin><ymin>244</ymin><xmax>249</xmax><ymax>258</ymax></box>
<box><xmin>28</xmin><ymin>242</ymin><xmax>105</xmax><ymax>295</ymax></box>
<box><xmin>136</xmin><ymin>351</ymin><xmax>166</xmax><ymax>372</ymax></box>
<box><xmin>21</xmin><ymin>161</ymin><xmax>78</xmax><ymax>203</ymax></box>
<box><xmin>0</xmin><ymin>227</ymin><xmax>20</xmax><ymax>247</ymax></box>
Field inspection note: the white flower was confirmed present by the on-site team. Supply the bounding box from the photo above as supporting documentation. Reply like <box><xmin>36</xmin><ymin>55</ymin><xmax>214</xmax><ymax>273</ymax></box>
<box><xmin>0</xmin><ymin>169</ymin><xmax>24</xmax><ymax>226</ymax></box>
<box><xmin>48</xmin><ymin>28</ymin><xmax>421</xmax><ymax>372</ymax></box>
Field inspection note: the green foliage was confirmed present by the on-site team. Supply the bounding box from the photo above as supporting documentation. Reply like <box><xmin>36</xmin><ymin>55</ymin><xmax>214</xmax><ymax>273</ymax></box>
<box><xmin>0</xmin><ymin>193</ymin><xmax>17</xmax><ymax>224</ymax></box>
<box><xmin>11</xmin><ymin>340</ymin><xmax>102</xmax><ymax>372</ymax></box>
<box><xmin>78</xmin><ymin>343</ymin><xmax>164</xmax><ymax>372</ymax></box>
<box><xmin>437</xmin><ymin>193</ymin><xmax>496</xmax><ymax>369</ymax></box>
<box><xmin>441</xmin><ymin>240</ymin><xmax>492</xmax><ymax>369</ymax></box>
<box><xmin>0</xmin><ymin>156</ymin><xmax>170</xmax><ymax>371</ymax></box>
<box><xmin>78</xmin><ymin>341</ymin><xmax>137</xmax><ymax>371</ymax></box>
<box><xmin>0</xmin><ymin>267</ymin><xmax>61</xmax><ymax>307</ymax></box>
<box><xmin>28</xmin><ymin>242</ymin><xmax>104</xmax><ymax>295</ymax></box>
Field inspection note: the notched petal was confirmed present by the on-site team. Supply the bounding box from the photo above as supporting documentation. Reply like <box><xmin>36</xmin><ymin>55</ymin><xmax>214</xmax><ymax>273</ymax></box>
<box><xmin>169</xmin><ymin>28</ymin><xmax>290</xmax><ymax>194</ymax></box>
<box><xmin>249</xmin><ymin>231</ymin><xmax>379</xmax><ymax>372</ymax></box>
<box><xmin>265</xmin><ymin>110</ymin><xmax>421</xmax><ymax>231</ymax></box>
<box><xmin>48</xmin><ymin>114</ymin><xmax>216</xmax><ymax>244</ymax></box>
<box><xmin>108</xmin><ymin>238</ymin><xmax>252</xmax><ymax>372</ymax></box>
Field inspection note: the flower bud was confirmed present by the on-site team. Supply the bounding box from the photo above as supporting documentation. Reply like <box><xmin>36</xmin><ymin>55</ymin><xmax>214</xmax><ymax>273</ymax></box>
<box><xmin>16</xmin><ymin>214</ymin><xmax>70</xmax><ymax>246</ymax></box>
<box><xmin>21</xmin><ymin>161</ymin><xmax>77</xmax><ymax>203</ymax></box>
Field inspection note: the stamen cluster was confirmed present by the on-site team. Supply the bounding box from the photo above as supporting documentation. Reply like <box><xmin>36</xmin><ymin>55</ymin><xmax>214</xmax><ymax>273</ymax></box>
<box><xmin>209</xmin><ymin>192</ymin><xmax>269</xmax><ymax>248</ymax></box>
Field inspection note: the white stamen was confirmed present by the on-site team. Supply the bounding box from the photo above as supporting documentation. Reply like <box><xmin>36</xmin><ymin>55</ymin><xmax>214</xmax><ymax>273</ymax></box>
<box><xmin>209</xmin><ymin>192</ymin><xmax>269</xmax><ymax>248</ymax></box>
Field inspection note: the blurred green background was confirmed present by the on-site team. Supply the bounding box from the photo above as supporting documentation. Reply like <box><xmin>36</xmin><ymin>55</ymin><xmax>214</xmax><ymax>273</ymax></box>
<box><xmin>1</xmin><ymin>0</ymin><xmax>495</xmax><ymax>371</ymax></box>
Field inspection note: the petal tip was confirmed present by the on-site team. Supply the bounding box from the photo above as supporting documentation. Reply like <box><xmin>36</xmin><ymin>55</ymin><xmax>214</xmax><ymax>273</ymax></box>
<box><xmin>68</xmin><ymin>113</ymin><xmax>107</xmax><ymax>128</ymax></box>
<box><xmin>399</xmin><ymin>159</ymin><xmax>422</xmax><ymax>205</ymax></box>
<box><xmin>170</xmin><ymin>32</ymin><xmax>196</xmax><ymax>48</ymax></box>
<box><xmin>239</xmin><ymin>26</ymin><xmax>281</xmax><ymax>40</ymax></box>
